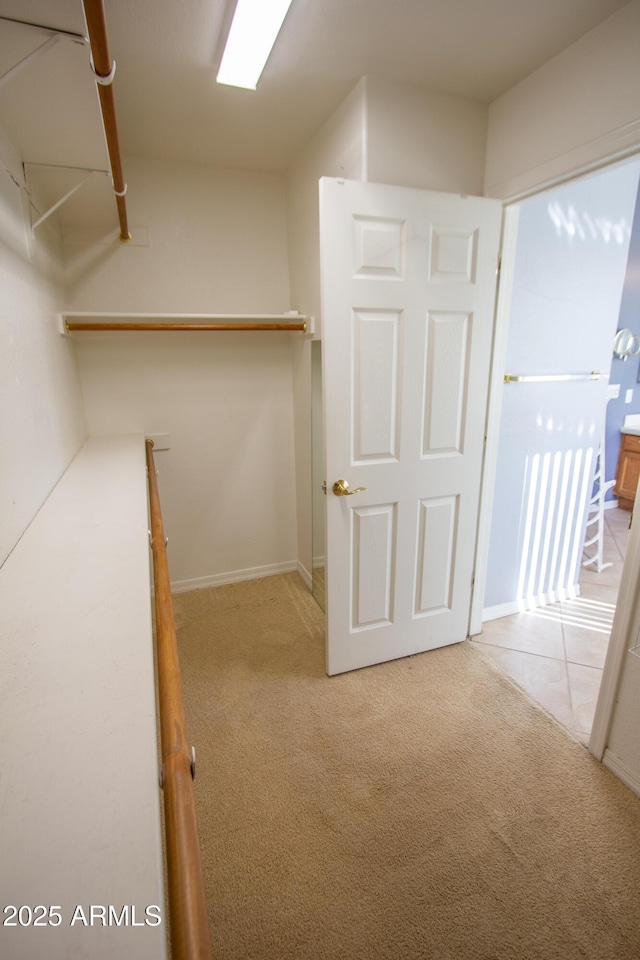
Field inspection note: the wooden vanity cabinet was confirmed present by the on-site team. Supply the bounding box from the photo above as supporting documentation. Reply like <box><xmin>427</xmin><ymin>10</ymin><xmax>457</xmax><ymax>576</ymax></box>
<box><xmin>614</xmin><ymin>432</ymin><xmax>640</xmax><ymax>510</ymax></box>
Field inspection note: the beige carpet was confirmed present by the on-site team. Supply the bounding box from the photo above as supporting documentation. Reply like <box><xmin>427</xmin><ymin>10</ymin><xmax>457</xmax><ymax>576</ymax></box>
<box><xmin>173</xmin><ymin>573</ymin><xmax>640</xmax><ymax>960</ymax></box>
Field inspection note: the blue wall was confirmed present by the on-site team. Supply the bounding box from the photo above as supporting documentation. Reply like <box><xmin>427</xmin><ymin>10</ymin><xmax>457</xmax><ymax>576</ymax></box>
<box><xmin>484</xmin><ymin>161</ymin><xmax>640</xmax><ymax>614</ymax></box>
<box><xmin>605</xmin><ymin>181</ymin><xmax>640</xmax><ymax>497</ymax></box>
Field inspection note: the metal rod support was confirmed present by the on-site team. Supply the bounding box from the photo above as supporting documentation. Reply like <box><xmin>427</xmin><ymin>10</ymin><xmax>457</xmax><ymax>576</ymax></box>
<box><xmin>0</xmin><ymin>35</ymin><xmax>60</xmax><ymax>89</ymax></box>
<box><xmin>24</xmin><ymin>161</ymin><xmax>110</xmax><ymax>175</ymax></box>
<box><xmin>0</xmin><ymin>15</ymin><xmax>88</xmax><ymax>44</ymax></box>
<box><xmin>31</xmin><ymin>174</ymin><xmax>94</xmax><ymax>232</ymax></box>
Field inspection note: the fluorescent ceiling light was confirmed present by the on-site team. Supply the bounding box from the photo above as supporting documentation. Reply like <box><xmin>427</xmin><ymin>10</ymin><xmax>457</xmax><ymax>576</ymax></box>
<box><xmin>217</xmin><ymin>0</ymin><xmax>295</xmax><ymax>90</ymax></box>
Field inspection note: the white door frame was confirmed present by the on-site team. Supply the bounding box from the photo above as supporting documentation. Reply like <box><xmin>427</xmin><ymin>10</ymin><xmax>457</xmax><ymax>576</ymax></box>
<box><xmin>589</xmin><ymin>491</ymin><xmax>640</xmax><ymax>762</ymax></box>
<box><xmin>469</xmin><ymin>204</ymin><xmax>520</xmax><ymax>637</ymax></box>
<box><xmin>472</xmin><ymin>145</ymin><xmax>640</xmax><ymax>762</ymax></box>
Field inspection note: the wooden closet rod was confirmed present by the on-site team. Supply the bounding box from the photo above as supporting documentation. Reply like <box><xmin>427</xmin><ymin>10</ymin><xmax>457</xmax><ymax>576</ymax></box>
<box><xmin>66</xmin><ymin>321</ymin><xmax>307</xmax><ymax>332</ymax></box>
<box><xmin>82</xmin><ymin>0</ymin><xmax>130</xmax><ymax>242</ymax></box>
<box><xmin>146</xmin><ymin>440</ymin><xmax>212</xmax><ymax>960</ymax></box>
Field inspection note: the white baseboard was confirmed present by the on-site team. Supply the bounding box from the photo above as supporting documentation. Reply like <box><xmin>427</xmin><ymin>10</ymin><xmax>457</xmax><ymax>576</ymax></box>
<box><xmin>603</xmin><ymin>749</ymin><xmax>640</xmax><ymax>797</ymax></box>
<box><xmin>482</xmin><ymin>600</ymin><xmax>521</xmax><ymax>622</ymax></box>
<box><xmin>604</xmin><ymin>498</ymin><xmax>620</xmax><ymax>510</ymax></box>
<box><xmin>297</xmin><ymin>560</ymin><xmax>313</xmax><ymax>590</ymax></box>
<box><xmin>482</xmin><ymin>583</ymin><xmax>581</xmax><ymax>622</ymax></box>
<box><xmin>171</xmin><ymin>560</ymin><xmax>298</xmax><ymax>595</ymax></box>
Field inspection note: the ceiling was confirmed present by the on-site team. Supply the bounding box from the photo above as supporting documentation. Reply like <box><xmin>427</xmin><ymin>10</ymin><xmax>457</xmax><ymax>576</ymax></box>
<box><xmin>0</xmin><ymin>0</ymin><xmax>632</xmax><ymax>229</ymax></box>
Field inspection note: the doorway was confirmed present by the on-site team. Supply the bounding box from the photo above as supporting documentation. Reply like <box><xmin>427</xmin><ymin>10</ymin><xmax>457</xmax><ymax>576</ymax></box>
<box><xmin>476</xmin><ymin>158</ymin><xmax>640</xmax><ymax>742</ymax></box>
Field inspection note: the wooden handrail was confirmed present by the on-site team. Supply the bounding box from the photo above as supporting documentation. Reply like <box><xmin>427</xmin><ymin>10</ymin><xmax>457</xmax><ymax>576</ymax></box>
<box><xmin>67</xmin><ymin>321</ymin><xmax>307</xmax><ymax>332</ymax></box>
<box><xmin>82</xmin><ymin>0</ymin><xmax>130</xmax><ymax>242</ymax></box>
<box><xmin>145</xmin><ymin>440</ymin><xmax>212</xmax><ymax>960</ymax></box>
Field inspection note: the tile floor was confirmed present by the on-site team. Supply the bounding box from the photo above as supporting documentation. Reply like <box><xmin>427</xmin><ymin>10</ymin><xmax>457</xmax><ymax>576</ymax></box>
<box><xmin>473</xmin><ymin>506</ymin><xmax>630</xmax><ymax>746</ymax></box>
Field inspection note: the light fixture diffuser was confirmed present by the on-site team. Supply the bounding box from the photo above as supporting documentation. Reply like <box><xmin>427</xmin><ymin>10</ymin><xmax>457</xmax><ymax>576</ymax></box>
<box><xmin>217</xmin><ymin>0</ymin><xmax>295</xmax><ymax>90</ymax></box>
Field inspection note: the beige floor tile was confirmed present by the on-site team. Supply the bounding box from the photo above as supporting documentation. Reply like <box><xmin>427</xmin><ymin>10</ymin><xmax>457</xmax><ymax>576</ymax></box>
<box><xmin>580</xmin><ymin>562</ymin><xmax>624</xmax><ymax>590</ymax></box>
<box><xmin>476</xmin><ymin>608</ymin><xmax>565</xmax><ymax>660</ymax></box>
<box><xmin>608</xmin><ymin>527</ymin><xmax>631</xmax><ymax>543</ymax></box>
<box><xmin>605</xmin><ymin>509</ymin><xmax>631</xmax><ymax>548</ymax></box>
<box><xmin>608</xmin><ymin>534</ymin><xmax>630</xmax><ymax>563</ymax></box>
<box><xmin>605</xmin><ymin>506</ymin><xmax>631</xmax><ymax>528</ymax></box>
<box><xmin>559</xmin><ymin>596</ymin><xmax>615</xmax><ymax>631</ymax></box>
<box><xmin>477</xmin><ymin>509</ymin><xmax>625</xmax><ymax>743</ymax></box>
<box><xmin>563</xmin><ymin>624</ymin><xmax>610</xmax><ymax>669</ymax></box>
<box><xmin>609</xmin><ymin>524</ymin><xmax>628</xmax><ymax>542</ymax></box>
<box><xmin>581</xmin><ymin>552</ymin><xmax>621</xmax><ymax>571</ymax></box>
<box><xmin>581</xmin><ymin>554</ymin><xmax>616</xmax><ymax>573</ymax></box>
<box><xmin>567</xmin><ymin>661</ymin><xmax>603</xmax><ymax>735</ymax></box>
<box><xmin>574</xmin><ymin>729</ymin><xmax>591</xmax><ymax>747</ymax></box>
<box><xmin>601</xmin><ymin>543</ymin><xmax>625</xmax><ymax>563</ymax></box>
<box><xmin>475</xmin><ymin>644</ymin><xmax>574</xmax><ymax>730</ymax></box>
<box><xmin>574</xmin><ymin>578</ymin><xmax>620</xmax><ymax>606</ymax></box>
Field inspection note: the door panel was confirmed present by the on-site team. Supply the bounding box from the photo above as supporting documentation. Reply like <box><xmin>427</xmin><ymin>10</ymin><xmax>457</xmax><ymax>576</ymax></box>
<box><xmin>422</xmin><ymin>311</ymin><xmax>470</xmax><ymax>455</ymax></box>
<box><xmin>352</xmin><ymin>503</ymin><xmax>397</xmax><ymax>630</ymax></box>
<box><xmin>353</xmin><ymin>310</ymin><xmax>401</xmax><ymax>462</ymax></box>
<box><xmin>415</xmin><ymin>495</ymin><xmax>458</xmax><ymax>616</ymax></box>
<box><xmin>320</xmin><ymin>178</ymin><xmax>501</xmax><ymax>676</ymax></box>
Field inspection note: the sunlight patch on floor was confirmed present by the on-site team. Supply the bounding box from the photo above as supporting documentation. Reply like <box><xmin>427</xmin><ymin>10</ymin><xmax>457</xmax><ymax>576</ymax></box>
<box><xmin>528</xmin><ymin>599</ymin><xmax>615</xmax><ymax>635</ymax></box>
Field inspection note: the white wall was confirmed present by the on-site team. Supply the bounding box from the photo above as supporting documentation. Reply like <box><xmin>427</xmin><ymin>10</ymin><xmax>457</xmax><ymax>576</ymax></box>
<box><xmin>0</xmin><ymin>128</ymin><xmax>86</xmax><ymax>565</ymax></box>
<box><xmin>365</xmin><ymin>76</ymin><xmax>488</xmax><ymax>196</ymax></box>
<box><xmin>287</xmin><ymin>80</ymin><xmax>367</xmax><ymax>583</ymax></box>
<box><xmin>484</xmin><ymin>161</ymin><xmax>639</xmax><ymax>616</ymax></box>
<box><xmin>485</xmin><ymin>0</ymin><xmax>640</xmax><ymax>200</ymax></box>
<box><xmin>65</xmin><ymin>155</ymin><xmax>292</xmax><ymax>314</ymax></box>
<box><xmin>67</xmin><ymin>156</ymin><xmax>297</xmax><ymax>588</ymax></box>
<box><xmin>287</xmin><ymin>79</ymin><xmax>367</xmax><ymax>325</ymax></box>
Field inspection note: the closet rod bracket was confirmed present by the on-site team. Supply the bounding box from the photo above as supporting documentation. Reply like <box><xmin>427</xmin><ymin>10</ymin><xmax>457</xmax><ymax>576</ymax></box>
<box><xmin>0</xmin><ymin>17</ymin><xmax>89</xmax><ymax>90</ymax></box>
<box><xmin>30</xmin><ymin>173</ymin><xmax>102</xmax><ymax>234</ymax></box>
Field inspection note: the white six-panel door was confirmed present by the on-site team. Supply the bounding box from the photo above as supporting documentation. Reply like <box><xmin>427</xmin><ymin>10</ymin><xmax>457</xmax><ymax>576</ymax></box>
<box><xmin>320</xmin><ymin>178</ymin><xmax>502</xmax><ymax>675</ymax></box>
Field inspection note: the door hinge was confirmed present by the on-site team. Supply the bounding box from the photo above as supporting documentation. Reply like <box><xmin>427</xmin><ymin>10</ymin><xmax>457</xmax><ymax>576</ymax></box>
<box><xmin>496</xmin><ymin>257</ymin><xmax>501</xmax><ymax>277</ymax></box>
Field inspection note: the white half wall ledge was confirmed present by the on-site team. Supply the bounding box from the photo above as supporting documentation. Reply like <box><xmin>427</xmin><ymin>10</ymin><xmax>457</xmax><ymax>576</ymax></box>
<box><xmin>0</xmin><ymin>434</ymin><xmax>165</xmax><ymax>960</ymax></box>
<box><xmin>170</xmin><ymin>559</ymin><xmax>300</xmax><ymax>594</ymax></box>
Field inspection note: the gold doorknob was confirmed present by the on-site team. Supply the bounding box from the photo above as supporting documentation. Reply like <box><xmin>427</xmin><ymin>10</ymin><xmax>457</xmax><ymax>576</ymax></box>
<box><xmin>332</xmin><ymin>479</ymin><xmax>368</xmax><ymax>497</ymax></box>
